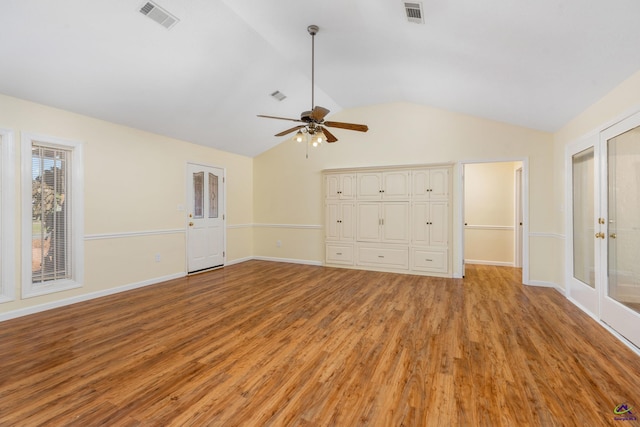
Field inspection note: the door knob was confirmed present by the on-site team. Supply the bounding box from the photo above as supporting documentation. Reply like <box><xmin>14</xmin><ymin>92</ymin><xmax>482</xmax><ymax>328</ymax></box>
<box><xmin>595</xmin><ymin>232</ymin><xmax>605</xmax><ymax>239</ymax></box>
<box><xmin>189</xmin><ymin>222</ymin><xmax>194</xmax><ymax>226</ymax></box>
<box><xmin>610</xmin><ymin>233</ymin><xmax>617</xmax><ymax>239</ymax></box>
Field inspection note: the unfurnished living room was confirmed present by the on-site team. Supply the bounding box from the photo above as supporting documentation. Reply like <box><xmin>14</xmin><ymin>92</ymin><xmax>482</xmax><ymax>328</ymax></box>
<box><xmin>1</xmin><ymin>1</ymin><xmax>640</xmax><ymax>425</ymax></box>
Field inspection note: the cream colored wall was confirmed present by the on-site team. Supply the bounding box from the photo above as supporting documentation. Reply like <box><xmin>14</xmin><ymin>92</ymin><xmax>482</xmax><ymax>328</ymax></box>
<box><xmin>464</xmin><ymin>162</ymin><xmax>520</xmax><ymax>265</ymax></box>
<box><xmin>553</xmin><ymin>69</ymin><xmax>640</xmax><ymax>291</ymax></box>
<box><xmin>0</xmin><ymin>93</ymin><xmax>253</xmax><ymax>315</ymax></box>
<box><xmin>254</xmin><ymin>102</ymin><xmax>554</xmax><ymax>281</ymax></box>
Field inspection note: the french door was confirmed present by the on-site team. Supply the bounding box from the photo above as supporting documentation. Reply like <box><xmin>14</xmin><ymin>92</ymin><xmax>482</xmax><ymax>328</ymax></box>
<box><xmin>567</xmin><ymin>134</ymin><xmax>600</xmax><ymax>315</ymax></box>
<box><xmin>600</xmin><ymin>114</ymin><xmax>640</xmax><ymax>347</ymax></box>
<box><xmin>568</xmin><ymin>112</ymin><xmax>640</xmax><ymax>348</ymax></box>
<box><xmin>187</xmin><ymin>163</ymin><xmax>225</xmax><ymax>273</ymax></box>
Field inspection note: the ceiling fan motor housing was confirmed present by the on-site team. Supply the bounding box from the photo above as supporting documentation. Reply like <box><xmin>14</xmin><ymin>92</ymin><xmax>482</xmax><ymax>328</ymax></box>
<box><xmin>300</xmin><ymin>111</ymin><xmax>314</xmax><ymax>122</ymax></box>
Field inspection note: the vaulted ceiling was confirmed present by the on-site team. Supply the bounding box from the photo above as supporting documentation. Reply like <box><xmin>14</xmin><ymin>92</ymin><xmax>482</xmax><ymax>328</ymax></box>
<box><xmin>1</xmin><ymin>0</ymin><xmax>639</xmax><ymax>156</ymax></box>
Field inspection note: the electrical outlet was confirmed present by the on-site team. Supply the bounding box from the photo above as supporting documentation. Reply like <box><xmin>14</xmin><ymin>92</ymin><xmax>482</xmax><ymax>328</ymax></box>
<box><xmin>155</xmin><ymin>254</ymin><xmax>161</xmax><ymax>262</ymax></box>
<box><xmin>276</xmin><ymin>240</ymin><xmax>281</xmax><ymax>248</ymax></box>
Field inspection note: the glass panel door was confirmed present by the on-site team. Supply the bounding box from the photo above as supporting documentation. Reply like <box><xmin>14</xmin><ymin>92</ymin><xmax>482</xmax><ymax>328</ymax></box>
<box><xmin>572</xmin><ymin>147</ymin><xmax>595</xmax><ymax>288</ymax></box>
<box><xmin>566</xmin><ymin>135</ymin><xmax>599</xmax><ymax>315</ymax></box>
<box><xmin>187</xmin><ymin>164</ymin><xmax>225</xmax><ymax>273</ymax></box>
<box><xmin>607</xmin><ymin>127</ymin><xmax>640</xmax><ymax>313</ymax></box>
<box><xmin>600</xmin><ymin>113</ymin><xmax>640</xmax><ymax>348</ymax></box>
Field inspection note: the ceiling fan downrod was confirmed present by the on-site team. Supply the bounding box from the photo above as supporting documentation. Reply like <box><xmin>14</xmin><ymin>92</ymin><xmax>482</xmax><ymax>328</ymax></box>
<box><xmin>308</xmin><ymin>25</ymin><xmax>319</xmax><ymax>111</ymax></box>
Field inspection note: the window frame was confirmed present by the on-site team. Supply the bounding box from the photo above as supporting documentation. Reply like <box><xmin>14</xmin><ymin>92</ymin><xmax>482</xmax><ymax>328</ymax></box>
<box><xmin>21</xmin><ymin>133</ymin><xmax>84</xmax><ymax>298</ymax></box>
<box><xmin>0</xmin><ymin>129</ymin><xmax>15</xmax><ymax>303</ymax></box>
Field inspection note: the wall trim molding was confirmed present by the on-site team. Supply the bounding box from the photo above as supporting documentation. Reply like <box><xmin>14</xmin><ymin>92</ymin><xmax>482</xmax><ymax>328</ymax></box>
<box><xmin>0</xmin><ymin>272</ymin><xmax>186</xmax><ymax>323</ymax></box>
<box><xmin>226</xmin><ymin>223</ymin><xmax>322</xmax><ymax>230</ymax></box>
<box><xmin>226</xmin><ymin>224</ymin><xmax>252</xmax><ymax>229</ymax></box>
<box><xmin>84</xmin><ymin>229</ymin><xmax>185</xmax><ymax>240</ymax></box>
<box><xmin>254</xmin><ymin>223</ymin><xmax>322</xmax><ymax>230</ymax></box>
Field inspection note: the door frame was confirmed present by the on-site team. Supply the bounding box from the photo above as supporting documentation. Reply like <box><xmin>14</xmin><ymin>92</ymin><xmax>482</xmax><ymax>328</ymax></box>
<box><xmin>185</xmin><ymin>161</ymin><xmax>227</xmax><ymax>273</ymax></box>
<box><xmin>455</xmin><ymin>158</ymin><xmax>529</xmax><ymax>283</ymax></box>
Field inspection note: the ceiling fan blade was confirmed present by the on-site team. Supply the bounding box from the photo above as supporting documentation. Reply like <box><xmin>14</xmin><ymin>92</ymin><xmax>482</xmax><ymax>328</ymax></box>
<box><xmin>275</xmin><ymin>125</ymin><xmax>306</xmax><ymax>137</ymax></box>
<box><xmin>310</xmin><ymin>106</ymin><xmax>330</xmax><ymax>121</ymax></box>
<box><xmin>257</xmin><ymin>114</ymin><xmax>305</xmax><ymax>123</ymax></box>
<box><xmin>324</xmin><ymin>121</ymin><xmax>369</xmax><ymax>132</ymax></box>
<box><xmin>321</xmin><ymin>127</ymin><xmax>338</xmax><ymax>143</ymax></box>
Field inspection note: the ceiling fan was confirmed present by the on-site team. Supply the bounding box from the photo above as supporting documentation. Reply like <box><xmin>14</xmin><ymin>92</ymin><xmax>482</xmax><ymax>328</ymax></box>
<box><xmin>257</xmin><ymin>25</ymin><xmax>368</xmax><ymax>145</ymax></box>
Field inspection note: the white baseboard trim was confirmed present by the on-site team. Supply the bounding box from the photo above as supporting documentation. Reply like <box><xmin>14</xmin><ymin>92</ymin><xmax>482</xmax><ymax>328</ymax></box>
<box><xmin>0</xmin><ymin>272</ymin><xmax>186</xmax><ymax>323</ymax></box>
<box><xmin>225</xmin><ymin>256</ymin><xmax>254</xmax><ymax>266</ymax></box>
<box><xmin>465</xmin><ymin>260</ymin><xmax>515</xmax><ymax>267</ymax></box>
<box><xmin>253</xmin><ymin>256</ymin><xmax>323</xmax><ymax>266</ymax></box>
<box><xmin>527</xmin><ymin>279</ymin><xmax>564</xmax><ymax>292</ymax></box>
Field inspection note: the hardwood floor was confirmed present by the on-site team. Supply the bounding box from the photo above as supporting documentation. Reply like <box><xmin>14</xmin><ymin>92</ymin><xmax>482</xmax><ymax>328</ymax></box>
<box><xmin>1</xmin><ymin>261</ymin><xmax>639</xmax><ymax>426</ymax></box>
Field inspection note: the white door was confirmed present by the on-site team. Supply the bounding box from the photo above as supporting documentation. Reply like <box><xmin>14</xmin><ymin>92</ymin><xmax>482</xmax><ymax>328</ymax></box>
<box><xmin>325</xmin><ymin>202</ymin><xmax>355</xmax><ymax>241</ymax></box>
<box><xmin>429</xmin><ymin>201</ymin><xmax>448</xmax><ymax>247</ymax></box>
<box><xmin>382</xmin><ymin>171</ymin><xmax>410</xmax><ymax>199</ymax></box>
<box><xmin>600</xmin><ymin>113</ymin><xmax>640</xmax><ymax>348</ymax></box>
<box><xmin>566</xmin><ymin>135</ymin><xmax>600</xmax><ymax>315</ymax></box>
<box><xmin>187</xmin><ymin>164</ymin><xmax>225</xmax><ymax>273</ymax></box>
<box><xmin>340</xmin><ymin>203</ymin><xmax>355</xmax><ymax>240</ymax></box>
<box><xmin>325</xmin><ymin>202</ymin><xmax>340</xmax><ymax>240</ymax></box>
<box><xmin>381</xmin><ymin>202</ymin><xmax>409</xmax><ymax>243</ymax></box>
<box><xmin>357</xmin><ymin>173</ymin><xmax>382</xmax><ymax>200</ymax></box>
<box><xmin>411</xmin><ymin>201</ymin><xmax>430</xmax><ymax>245</ymax></box>
<box><xmin>357</xmin><ymin>202</ymin><xmax>381</xmax><ymax>241</ymax></box>
<box><xmin>325</xmin><ymin>174</ymin><xmax>341</xmax><ymax>200</ymax></box>
<box><xmin>429</xmin><ymin>168</ymin><xmax>449</xmax><ymax>200</ymax></box>
<box><xmin>339</xmin><ymin>174</ymin><xmax>356</xmax><ymax>199</ymax></box>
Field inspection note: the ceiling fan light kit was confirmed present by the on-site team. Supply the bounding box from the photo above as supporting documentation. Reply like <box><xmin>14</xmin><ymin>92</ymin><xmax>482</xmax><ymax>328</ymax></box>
<box><xmin>257</xmin><ymin>25</ymin><xmax>368</xmax><ymax>156</ymax></box>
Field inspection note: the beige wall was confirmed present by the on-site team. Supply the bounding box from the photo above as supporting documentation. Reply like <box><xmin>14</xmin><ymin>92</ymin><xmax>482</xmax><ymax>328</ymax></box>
<box><xmin>464</xmin><ymin>161</ymin><xmax>521</xmax><ymax>265</ymax></box>
<box><xmin>11</xmin><ymin>66</ymin><xmax>638</xmax><ymax>316</ymax></box>
<box><xmin>0</xmin><ymin>93</ymin><xmax>253</xmax><ymax>315</ymax></box>
<box><xmin>552</xmin><ymin>69</ymin><xmax>640</xmax><ymax>291</ymax></box>
<box><xmin>254</xmin><ymin>102</ymin><xmax>554</xmax><ymax>281</ymax></box>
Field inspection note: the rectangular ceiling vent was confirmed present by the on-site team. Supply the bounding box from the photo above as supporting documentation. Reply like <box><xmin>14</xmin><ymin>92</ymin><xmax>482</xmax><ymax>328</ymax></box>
<box><xmin>404</xmin><ymin>2</ymin><xmax>424</xmax><ymax>24</ymax></box>
<box><xmin>270</xmin><ymin>91</ymin><xmax>287</xmax><ymax>102</ymax></box>
<box><xmin>139</xmin><ymin>1</ymin><xmax>179</xmax><ymax>29</ymax></box>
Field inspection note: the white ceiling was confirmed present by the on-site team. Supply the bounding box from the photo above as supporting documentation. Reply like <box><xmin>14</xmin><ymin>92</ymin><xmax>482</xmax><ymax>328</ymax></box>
<box><xmin>1</xmin><ymin>0</ymin><xmax>639</xmax><ymax>157</ymax></box>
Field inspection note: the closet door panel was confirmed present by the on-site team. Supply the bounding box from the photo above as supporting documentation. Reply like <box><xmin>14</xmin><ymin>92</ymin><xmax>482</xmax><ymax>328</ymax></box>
<box><xmin>357</xmin><ymin>203</ymin><xmax>382</xmax><ymax>241</ymax></box>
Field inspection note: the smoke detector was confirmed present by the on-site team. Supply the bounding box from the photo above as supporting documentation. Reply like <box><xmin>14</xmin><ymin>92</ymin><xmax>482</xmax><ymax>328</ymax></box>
<box><xmin>139</xmin><ymin>1</ymin><xmax>180</xmax><ymax>29</ymax></box>
<box><xmin>403</xmin><ymin>2</ymin><xmax>425</xmax><ymax>24</ymax></box>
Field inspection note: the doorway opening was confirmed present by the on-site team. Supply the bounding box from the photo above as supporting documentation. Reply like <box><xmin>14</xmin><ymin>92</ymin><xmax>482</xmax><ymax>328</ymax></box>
<box><xmin>460</xmin><ymin>160</ymin><xmax>527</xmax><ymax>282</ymax></box>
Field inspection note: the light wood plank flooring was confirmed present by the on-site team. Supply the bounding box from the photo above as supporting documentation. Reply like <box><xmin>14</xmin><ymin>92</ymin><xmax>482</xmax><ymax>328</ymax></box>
<box><xmin>1</xmin><ymin>262</ymin><xmax>639</xmax><ymax>426</ymax></box>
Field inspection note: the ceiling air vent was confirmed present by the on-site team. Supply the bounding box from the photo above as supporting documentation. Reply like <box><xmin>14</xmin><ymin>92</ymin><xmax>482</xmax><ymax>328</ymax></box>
<box><xmin>404</xmin><ymin>2</ymin><xmax>424</xmax><ymax>24</ymax></box>
<box><xmin>139</xmin><ymin>1</ymin><xmax>179</xmax><ymax>29</ymax></box>
<box><xmin>270</xmin><ymin>91</ymin><xmax>287</xmax><ymax>101</ymax></box>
